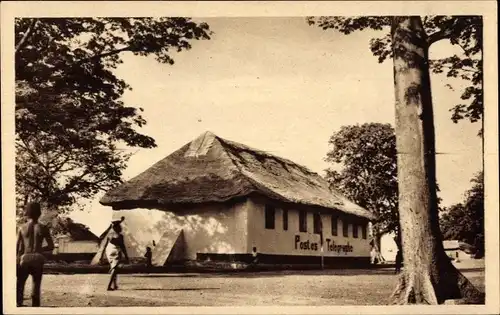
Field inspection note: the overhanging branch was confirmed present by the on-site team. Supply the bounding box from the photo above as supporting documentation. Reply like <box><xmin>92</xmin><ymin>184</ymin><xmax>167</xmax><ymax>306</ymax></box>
<box><xmin>15</xmin><ymin>19</ymin><xmax>38</xmax><ymax>54</ymax></box>
<box><xmin>76</xmin><ymin>46</ymin><xmax>133</xmax><ymax>65</ymax></box>
<box><xmin>427</xmin><ymin>27</ymin><xmax>453</xmax><ymax>46</ymax></box>
<box><xmin>17</xmin><ymin>139</ymin><xmax>50</xmax><ymax>173</ymax></box>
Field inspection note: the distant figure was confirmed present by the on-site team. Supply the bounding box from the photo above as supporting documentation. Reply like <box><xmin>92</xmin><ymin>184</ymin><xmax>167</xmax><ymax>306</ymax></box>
<box><xmin>144</xmin><ymin>247</ymin><xmax>152</xmax><ymax>269</ymax></box>
<box><xmin>247</xmin><ymin>247</ymin><xmax>259</xmax><ymax>270</ymax></box>
<box><xmin>370</xmin><ymin>240</ymin><xmax>377</xmax><ymax>264</ymax></box>
<box><xmin>103</xmin><ymin>219</ymin><xmax>129</xmax><ymax>291</ymax></box>
<box><xmin>369</xmin><ymin>239</ymin><xmax>385</xmax><ymax>264</ymax></box>
<box><xmin>395</xmin><ymin>250</ymin><xmax>403</xmax><ymax>274</ymax></box>
<box><xmin>16</xmin><ymin>202</ymin><xmax>55</xmax><ymax>307</ymax></box>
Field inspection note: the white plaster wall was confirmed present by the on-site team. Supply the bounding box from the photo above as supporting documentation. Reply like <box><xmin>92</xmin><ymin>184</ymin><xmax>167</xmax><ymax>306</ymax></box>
<box><xmin>246</xmin><ymin>198</ymin><xmax>371</xmax><ymax>257</ymax></box>
<box><xmin>113</xmin><ymin>201</ymin><xmax>249</xmax><ymax>261</ymax></box>
<box><xmin>57</xmin><ymin>239</ymin><xmax>99</xmax><ymax>253</ymax></box>
<box><xmin>178</xmin><ymin>202</ymin><xmax>248</xmax><ymax>260</ymax></box>
<box><xmin>111</xmin><ymin>209</ymin><xmax>164</xmax><ymax>255</ymax></box>
<box><xmin>380</xmin><ymin>232</ymin><xmax>398</xmax><ymax>261</ymax></box>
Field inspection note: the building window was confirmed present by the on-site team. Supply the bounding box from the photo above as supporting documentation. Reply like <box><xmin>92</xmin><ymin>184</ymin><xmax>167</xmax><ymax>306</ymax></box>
<box><xmin>362</xmin><ymin>223</ymin><xmax>367</xmax><ymax>239</ymax></box>
<box><xmin>353</xmin><ymin>224</ymin><xmax>358</xmax><ymax>238</ymax></box>
<box><xmin>313</xmin><ymin>213</ymin><xmax>322</xmax><ymax>234</ymax></box>
<box><xmin>283</xmin><ymin>209</ymin><xmax>288</xmax><ymax>231</ymax></box>
<box><xmin>299</xmin><ymin>210</ymin><xmax>307</xmax><ymax>232</ymax></box>
<box><xmin>331</xmin><ymin>216</ymin><xmax>338</xmax><ymax>236</ymax></box>
<box><xmin>265</xmin><ymin>205</ymin><xmax>275</xmax><ymax>229</ymax></box>
<box><xmin>342</xmin><ymin>219</ymin><xmax>349</xmax><ymax>237</ymax></box>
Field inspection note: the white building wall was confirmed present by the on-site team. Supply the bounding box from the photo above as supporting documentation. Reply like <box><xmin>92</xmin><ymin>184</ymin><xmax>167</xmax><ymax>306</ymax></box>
<box><xmin>179</xmin><ymin>201</ymin><xmax>249</xmax><ymax>259</ymax></box>
<box><xmin>57</xmin><ymin>238</ymin><xmax>99</xmax><ymax>254</ymax></box>
<box><xmin>112</xmin><ymin>197</ymin><xmax>371</xmax><ymax>261</ymax></box>
<box><xmin>246</xmin><ymin>198</ymin><xmax>371</xmax><ymax>257</ymax></box>
<box><xmin>380</xmin><ymin>232</ymin><xmax>398</xmax><ymax>261</ymax></box>
<box><xmin>115</xmin><ymin>201</ymin><xmax>250</xmax><ymax>261</ymax></box>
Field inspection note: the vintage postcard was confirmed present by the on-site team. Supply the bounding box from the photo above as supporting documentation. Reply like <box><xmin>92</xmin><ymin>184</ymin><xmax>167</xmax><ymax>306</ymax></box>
<box><xmin>1</xmin><ymin>1</ymin><xmax>498</xmax><ymax>314</ymax></box>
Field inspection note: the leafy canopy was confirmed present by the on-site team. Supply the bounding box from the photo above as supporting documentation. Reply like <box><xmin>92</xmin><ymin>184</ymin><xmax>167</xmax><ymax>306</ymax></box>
<box><xmin>15</xmin><ymin>18</ymin><xmax>212</xmax><ymax>214</ymax></box>
<box><xmin>440</xmin><ymin>172</ymin><xmax>484</xmax><ymax>257</ymax></box>
<box><xmin>325</xmin><ymin>123</ymin><xmax>398</xmax><ymax>235</ymax></box>
<box><xmin>325</xmin><ymin>123</ymin><xmax>442</xmax><ymax>239</ymax></box>
<box><xmin>307</xmin><ymin>16</ymin><xmax>483</xmax><ymax>125</ymax></box>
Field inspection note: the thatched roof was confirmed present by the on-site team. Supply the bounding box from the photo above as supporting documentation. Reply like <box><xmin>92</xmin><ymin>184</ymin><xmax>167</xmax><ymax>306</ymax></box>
<box><xmin>100</xmin><ymin>131</ymin><xmax>375</xmax><ymax>220</ymax></box>
<box><xmin>59</xmin><ymin>221</ymin><xmax>99</xmax><ymax>242</ymax></box>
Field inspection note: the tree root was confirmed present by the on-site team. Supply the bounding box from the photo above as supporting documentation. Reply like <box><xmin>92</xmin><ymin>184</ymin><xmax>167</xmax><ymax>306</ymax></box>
<box><xmin>391</xmin><ymin>272</ymin><xmax>437</xmax><ymax>305</ymax></box>
<box><xmin>390</xmin><ymin>267</ymin><xmax>485</xmax><ymax>305</ymax></box>
<box><xmin>453</xmin><ymin>270</ymin><xmax>485</xmax><ymax>304</ymax></box>
<box><xmin>421</xmin><ymin>272</ymin><xmax>438</xmax><ymax>304</ymax></box>
<box><xmin>390</xmin><ymin>274</ymin><xmax>406</xmax><ymax>302</ymax></box>
<box><xmin>401</xmin><ymin>275</ymin><xmax>415</xmax><ymax>304</ymax></box>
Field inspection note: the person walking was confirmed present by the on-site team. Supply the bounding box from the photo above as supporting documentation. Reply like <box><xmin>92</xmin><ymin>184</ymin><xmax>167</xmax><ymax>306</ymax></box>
<box><xmin>395</xmin><ymin>250</ymin><xmax>403</xmax><ymax>274</ymax></box>
<box><xmin>102</xmin><ymin>219</ymin><xmax>129</xmax><ymax>291</ymax></box>
<box><xmin>144</xmin><ymin>246</ymin><xmax>153</xmax><ymax>269</ymax></box>
<box><xmin>16</xmin><ymin>202</ymin><xmax>55</xmax><ymax>307</ymax></box>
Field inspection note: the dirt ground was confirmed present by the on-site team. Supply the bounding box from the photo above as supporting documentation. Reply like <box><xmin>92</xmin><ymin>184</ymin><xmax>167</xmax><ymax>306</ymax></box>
<box><xmin>19</xmin><ymin>260</ymin><xmax>485</xmax><ymax>307</ymax></box>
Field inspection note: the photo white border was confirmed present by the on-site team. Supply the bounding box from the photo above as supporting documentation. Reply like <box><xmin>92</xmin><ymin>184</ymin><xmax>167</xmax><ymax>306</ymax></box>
<box><xmin>2</xmin><ymin>1</ymin><xmax>498</xmax><ymax>314</ymax></box>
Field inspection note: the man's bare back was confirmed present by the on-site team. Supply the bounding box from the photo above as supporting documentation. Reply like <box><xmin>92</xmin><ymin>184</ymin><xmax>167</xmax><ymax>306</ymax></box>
<box><xmin>17</xmin><ymin>222</ymin><xmax>54</xmax><ymax>255</ymax></box>
<box><xmin>17</xmin><ymin>202</ymin><xmax>55</xmax><ymax>307</ymax></box>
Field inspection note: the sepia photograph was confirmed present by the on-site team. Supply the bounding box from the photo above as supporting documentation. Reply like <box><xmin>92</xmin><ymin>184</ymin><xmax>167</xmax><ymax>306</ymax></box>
<box><xmin>1</xmin><ymin>1</ymin><xmax>498</xmax><ymax>314</ymax></box>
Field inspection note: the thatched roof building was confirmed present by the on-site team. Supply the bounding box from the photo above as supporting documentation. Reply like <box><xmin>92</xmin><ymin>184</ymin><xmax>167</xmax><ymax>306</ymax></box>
<box><xmin>54</xmin><ymin>218</ymin><xmax>99</xmax><ymax>242</ymax></box>
<box><xmin>100</xmin><ymin>131</ymin><xmax>375</xmax><ymax>221</ymax></box>
<box><xmin>65</xmin><ymin>223</ymin><xmax>99</xmax><ymax>242</ymax></box>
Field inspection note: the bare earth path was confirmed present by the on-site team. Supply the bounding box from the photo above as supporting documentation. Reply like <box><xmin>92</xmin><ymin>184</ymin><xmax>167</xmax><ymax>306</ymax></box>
<box><xmin>22</xmin><ymin>260</ymin><xmax>484</xmax><ymax>307</ymax></box>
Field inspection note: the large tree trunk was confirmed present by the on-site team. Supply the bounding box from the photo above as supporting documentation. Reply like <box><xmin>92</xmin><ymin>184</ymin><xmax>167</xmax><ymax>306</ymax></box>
<box><xmin>390</xmin><ymin>16</ymin><xmax>484</xmax><ymax>305</ymax></box>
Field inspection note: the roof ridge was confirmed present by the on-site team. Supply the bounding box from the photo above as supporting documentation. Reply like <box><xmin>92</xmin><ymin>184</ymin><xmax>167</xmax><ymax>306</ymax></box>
<box><xmin>216</xmin><ymin>138</ymin><xmax>260</xmax><ymax>192</ymax></box>
<box><xmin>219</xmin><ymin>136</ymin><xmax>331</xmax><ymax>190</ymax></box>
<box><xmin>215</xmin><ymin>135</ymin><xmax>320</xmax><ymax>177</ymax></box>
<box><xmin>216</xmin><ymin>138</ymin><xmax>328</xmax><ymax>205</ymax></box>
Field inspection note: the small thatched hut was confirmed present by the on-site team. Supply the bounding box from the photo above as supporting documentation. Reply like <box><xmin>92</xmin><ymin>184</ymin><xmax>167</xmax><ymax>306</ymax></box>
<box><xmin>100</xmin><ymin>131</ymin><xmax>376</xmax><ymax>267</ymax></box>
<box><xmin>52</xmin><ymin>220</ymin><xmax>99</xmax><ymax>262</ymax></box>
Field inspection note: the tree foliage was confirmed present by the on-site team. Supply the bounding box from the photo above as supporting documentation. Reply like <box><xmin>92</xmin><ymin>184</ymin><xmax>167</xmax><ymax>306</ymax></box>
<box><xmin>326</xmin><ymin>123</ymin><xmax>442</xmax><ymax>244</ymax></box>
<box><xmin>440</xmin><ymin>172</ymin><xmax>484</xmax><ymax>257</ymax></box>
<box><xmin>15</xmin><ymin>18</ymin><xmax>212</xmax><ymax>214</ymax></box>
<box><xmin>325</xmin><ymin>123</ymin><xmax>398</xmax><ymax>237</ymax></box>
<box><xmin>307</xmin><ymin>16</ymin><xmax>483</xmax><ymax>126</ymax></box>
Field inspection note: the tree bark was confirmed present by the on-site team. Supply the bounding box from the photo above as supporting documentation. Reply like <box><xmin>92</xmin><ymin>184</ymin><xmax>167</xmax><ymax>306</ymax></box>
<box><xmin>390</xmin><ymin>16</ymin><xmax>484</xmax><ymax>305</ymax></box>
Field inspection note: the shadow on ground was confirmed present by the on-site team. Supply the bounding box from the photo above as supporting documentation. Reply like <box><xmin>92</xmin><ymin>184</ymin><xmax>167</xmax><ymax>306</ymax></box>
<box><xmin>123</xmin><ymin>287</ymin><xmax>220</xmax><ymax>291</ymax></box>
<box><xmin>123</xmin><ymin>268</ymin><xmax>401</xmax><ymax>279</ymax></box>
<box><xmin>458</xmin><ymin>268</ymin><xmax>484</xmax><ymax>273</ymax></box>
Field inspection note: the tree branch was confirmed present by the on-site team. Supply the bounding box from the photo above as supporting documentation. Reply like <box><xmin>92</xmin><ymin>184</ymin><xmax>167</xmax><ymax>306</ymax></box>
<box><xmin>15</xmin><ymin>19</ymin><xmax>38</xmax><ymax>54</ymax></box>
<box><xmin>456</xmin><ymin>42</ymin><xmax>472</xmax><ymax>57</ymax></box>
<box><xmin>53</xmin><ymin>171</ymin><xmax>113</xmax><ymax>202</ymax></box>
<box><xmin>17</xmin><ymin>139</ymin><xmax>50</xmax><ymax>173</ymax></box>
<box><xmin>76</xmin><ymin>46</ymin><xmax>132</xmax><ymax>65</ymax></box>
<box><xmin>48</xmin><ymin>153</ymin><xmax>74</xmax><ymax>174</ymax></box>
<box><xmin>429</xmin><ymin>61</ymin><xmax>477</xmax><ymax>74</ymax></box>
<box><xmin>22</xmin><ymin>177</ymin><xmax>47</xmax><ymax>196</ymax></box>
<box><xmin>56</xmin><ymin>170</ymin><xmax>93</xmax><ymax>197</ymax></box>
<box><xmin>57</xmin><ymin>165</ymin><xmax>82</xmax><ymax>173</ymax></box>
<box><xmin>427</xmin><ymin>27</ymin><xmax>453</xmax><ymax>46</ymax></box>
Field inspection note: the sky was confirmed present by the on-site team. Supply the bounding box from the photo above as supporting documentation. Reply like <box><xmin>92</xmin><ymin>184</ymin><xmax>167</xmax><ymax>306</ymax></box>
<box><xmin>69</xmin><ymin>17</ymin><xmax>483</xmax><ymax>236</ymax></box>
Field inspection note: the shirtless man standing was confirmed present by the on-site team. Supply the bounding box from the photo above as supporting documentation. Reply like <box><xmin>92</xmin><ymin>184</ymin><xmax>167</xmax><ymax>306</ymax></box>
<box><xmin>16</xmin><ymin>202</ymin><xmax>54</xmax><ymax>307</ymax></box>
